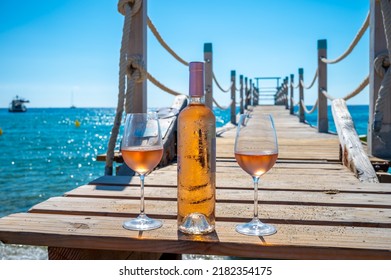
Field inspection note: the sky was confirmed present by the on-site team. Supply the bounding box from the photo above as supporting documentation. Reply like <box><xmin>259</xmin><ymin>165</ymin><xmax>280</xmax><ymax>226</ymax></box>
<box><xmin>0</xmin><ymin>0</ymin><xmax>371</xmax><ymax>108</ymax></box>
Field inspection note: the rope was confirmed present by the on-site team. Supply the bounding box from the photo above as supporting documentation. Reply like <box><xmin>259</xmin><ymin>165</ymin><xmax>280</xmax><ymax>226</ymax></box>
<box><xmin>213</xmin><ymin>72</ymin><xmax>233</xmax><ymax>92</ymax></box>
<box><xmin>300</xmin><ymin>69</ymin><xmax>318</xmax><ymax>89</ymax></box>
<box><xmin>291</xmin><ymin>97</ymin><xmax>300</xmax><ymax>107</ymax></box>
<box><xmin>373</xmin><ymin>0</ymin><xmax>391</xmax><ymax>133</ymax></box>
<box><xmin>342</xmin><ymin>75</ymin><xmax>369</xmax><ymax>101</ymax></box>
<box><xmin>118</xmin><ymin>0</ymin><xmax>141</xmax><ymax>16</ymax></box>
<box><xmin>301</xmin><ymin>98</ymin><xmax>319</xmax><ymax>114</ymax></box>
<box><xmin>147</xmin><ymin>17</ymin><xmax>189</xmax><ymax>67</ymax></box>
<box><xmin>321</xmin><ymin>12</ymin><xmax>369</xmax><ymax>64</ymax></box>
<box><xmin>321</xmin><ymin>89</ymin><xmax>335</xmax><ymax>101</ymax></box>
<box><xmin>126</xmin><ymin>56</ymin><xmax>186</xmax><ymax>97</ymax></box>
<box><xmin>105</xmin><ymin>0</ymin><xmax>139</xmax><ymax>175</ymax></box>
<box><xmin>213</xmin><ymin>97</ymin><xmax>233</xmax><ymax>110</ymax></box>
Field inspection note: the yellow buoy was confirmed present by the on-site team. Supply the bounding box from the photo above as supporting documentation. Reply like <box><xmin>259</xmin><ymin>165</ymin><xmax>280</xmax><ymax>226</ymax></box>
<box><xmin>75</xmin><ymin>120</ymin><xmax>81</xmax><ymax>127</ymax></box>
<box><xmin>0</xmin><ymin>128</ymin><xmax>3</xmax><ymax>135</ymax></box>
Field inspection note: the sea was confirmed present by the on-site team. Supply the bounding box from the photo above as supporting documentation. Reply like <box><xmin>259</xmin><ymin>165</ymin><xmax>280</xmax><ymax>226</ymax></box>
<box><xmin>0</xmin><ymin>105</ymin><xmax>375</xmax><ymax>259</ymax></box>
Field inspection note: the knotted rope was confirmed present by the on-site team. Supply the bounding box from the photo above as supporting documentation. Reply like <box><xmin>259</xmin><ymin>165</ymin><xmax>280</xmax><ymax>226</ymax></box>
<box><xmin>105</xmin><ymin>0</ymin><xmax>141</xmax><ymax>175</ymax></box>
<box><xmin>373</xmin><ymin>0</ymin><xmax>391</xmax><ymax>134</ymax></box>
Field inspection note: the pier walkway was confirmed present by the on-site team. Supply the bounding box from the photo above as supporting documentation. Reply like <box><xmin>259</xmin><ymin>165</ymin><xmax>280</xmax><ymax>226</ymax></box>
<box><xmin>0</xmin><ymin>105</ymin><xmax>391</xmax><ymax>259</ymax></box>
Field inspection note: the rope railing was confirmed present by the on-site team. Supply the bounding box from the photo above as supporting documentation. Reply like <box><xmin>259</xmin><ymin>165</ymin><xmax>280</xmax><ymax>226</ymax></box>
<box><xmin>281</xmin><ymin>9</ymin><xmax>372</xmax><ymax>136</ymax></box>
<box><xmin>213</xmin><ymin>97</ymin><xmax>233</xmax><ymax>110</ymax></box>
<box><xmin>148</xmin><ymin>13</ymin><xmax>239</xmax><ymax>111</ymax></box>
<box><xmin>342</xmin><ymin>75</ymin><xmax>369</xmax><ymax>101</ymax></box>
<box><xmin>147</xmin><ymin>17</ymin><xmax>189</xmax><ymax>66</ymax></box>
<box><xmin>301</xmin><ymin>98</ymin><xmax>318</xmax><ymax>114</ymax></box>
<box><xmin>212</xmin><ymin>72</ymin><xmax>234</xmax><ymax>93</ymax></box>
<box><xmin>300</xmin><ymin>69</ymin><xmax>318</xmax><ymax>89</ymax></box>
<box><xmin>321</xmin><ymin>12</ymin><xmax>369</xmax><ymax>64</ymax></box>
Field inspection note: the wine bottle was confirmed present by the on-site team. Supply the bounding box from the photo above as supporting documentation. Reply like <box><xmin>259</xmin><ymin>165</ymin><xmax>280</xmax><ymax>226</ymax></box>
<box><xmin>177</xmin><ymin>61</ymin><xmax>216</xmax><ymax>234</ymax></box>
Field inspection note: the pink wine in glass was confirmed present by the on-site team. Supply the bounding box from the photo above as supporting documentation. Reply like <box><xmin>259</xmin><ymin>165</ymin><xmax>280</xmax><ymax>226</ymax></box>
<box><xmin>234</xmin><ymin>151</ymin><xmax>278</xmax><ymax>177</ymax></box>
<box><xmin>122</xmin><ymin>147</ymin><xmax>163</xmax><ymax>175</ymax></box>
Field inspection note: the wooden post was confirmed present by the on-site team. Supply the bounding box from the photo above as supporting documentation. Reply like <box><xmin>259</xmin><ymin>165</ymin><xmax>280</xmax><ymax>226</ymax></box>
<box><xmin>290</xmin><ymin>74</ymin><xmax>294</xmax><ymax>115</ymax></box>
<box><xmin>240</xmin><ymin>75</ymin><xmax>244</xmax><ymax>114</ymax></box>
<box><xmin>318</xmin><ymin>39</ymin><xmax>328</xmax><ymax>133</ymax></box>
<box><xmin>204</xmin><ymin>43</ymin><xmax>213</xmax><ymax>109</ymax></box>
<box><xmin>230</xmin><ymin>70</ymin><xmax>236</xmax><ymax>124</ymax></box>
<box><xmin>368</xmin><ymin>0</ymin><xmax>391</xmax><ymax>158</ymax></box>
<box><xmin>248</xmin><ymin>79</ymin><xmax>253</xmax><ymax>107</ymax></box>
<box><xmin>284</xmin><ymin>77</ymin><xmax>289</xmax><ymax>109</ymax></box>
<box><xmin>254</xmin><ymin>86</ymin><xmax>259</xmax><ymax>105</ymax></box>
<box><xmin>299</xmin><ymin>68</ymin><xmax>305</xmax><ymax>123</ymax></box>
<box><xmin>128</xmin><ymin>0</ymin><xmax>147</xmax><ymax>113</ymax></box>
<box><xmin>244</xmin><ymin>77</ymin><xmax>248</xmax><ymax>110</ymax></box>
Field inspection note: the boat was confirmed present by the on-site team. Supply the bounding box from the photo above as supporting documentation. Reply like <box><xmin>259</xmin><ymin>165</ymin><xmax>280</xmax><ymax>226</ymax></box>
<box><xmin>8</xmin><ymin>96</ymin><xmax>29</xmax><ymax>113</ymax></box>
<box><xmin>70</xmin><ymin>92</ymin><xmax>76</xmax><ymax>109</ymax></box>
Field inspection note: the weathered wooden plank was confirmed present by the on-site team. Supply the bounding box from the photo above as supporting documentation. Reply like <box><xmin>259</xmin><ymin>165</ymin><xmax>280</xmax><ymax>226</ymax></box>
<box><xmin>0</xmin><ymin>213</ymin><xmax>390</xmax><ymax>259</ymax></box>
<box><xmin>332</xmin><ymin>99</ymin><xmax>379</xmax><ymax>183</ymax></box>
<box><xmin>30</xmin><ymin>196</ymin><xmax>391</xmax><ymax>227</ymax></box>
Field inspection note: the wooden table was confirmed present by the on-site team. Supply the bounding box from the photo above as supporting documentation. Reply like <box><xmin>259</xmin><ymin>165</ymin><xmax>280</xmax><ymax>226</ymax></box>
<box><xmin>1</xmin><ymin>160</ymin><xmax>391</xmax><ymax>260</ymax></box>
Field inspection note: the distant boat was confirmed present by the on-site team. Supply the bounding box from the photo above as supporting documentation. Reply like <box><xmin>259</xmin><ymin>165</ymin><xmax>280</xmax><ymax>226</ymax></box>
<box><xmin>70</xmin><ymin>91</ymin><xmax>76</xmax><ymax>109</ymax></box>
<box><xmin>8</xmin><ymin>96</ymin><xmax>29</xmax><ymax>113</ymax></box>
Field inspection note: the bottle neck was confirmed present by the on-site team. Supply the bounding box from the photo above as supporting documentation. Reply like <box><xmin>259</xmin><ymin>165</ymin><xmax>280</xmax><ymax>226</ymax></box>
<box><xmin>189</xmin><ymin>96</ymin><xmax>205</xmax><ymax>104</ymax></box>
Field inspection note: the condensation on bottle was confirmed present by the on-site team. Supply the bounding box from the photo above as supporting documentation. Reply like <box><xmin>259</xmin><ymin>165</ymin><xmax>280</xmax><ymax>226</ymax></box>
<box><xmin>177</xmin><ymin>61</ymin><xmax>216</xmax><ymax>235</ymax></box>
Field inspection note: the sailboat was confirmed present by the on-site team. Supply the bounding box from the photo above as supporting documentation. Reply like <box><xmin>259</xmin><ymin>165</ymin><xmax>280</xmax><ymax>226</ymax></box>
<box><xmin>70</xmin><ymin>92</ymin><xmax>76</xmax><ymax>109</ymax></box>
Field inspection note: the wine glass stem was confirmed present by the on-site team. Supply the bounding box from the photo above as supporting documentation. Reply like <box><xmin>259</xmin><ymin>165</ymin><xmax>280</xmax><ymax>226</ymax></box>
<box><xmin>140</xmin><ymin>174</ymin><xmax>145</xmax><ymax>215</ymax></box>
<box><xmin>253</xmin><ymin>176</ymin><xmax>260</xmax><ymax>219</ymax></box>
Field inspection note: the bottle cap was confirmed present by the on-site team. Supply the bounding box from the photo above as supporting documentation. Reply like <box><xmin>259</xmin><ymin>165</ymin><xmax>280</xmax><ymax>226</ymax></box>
<box><xmin>189</xmin><ymin>62</ymin><xmax>204</xmax><ymax>97</ymax></box>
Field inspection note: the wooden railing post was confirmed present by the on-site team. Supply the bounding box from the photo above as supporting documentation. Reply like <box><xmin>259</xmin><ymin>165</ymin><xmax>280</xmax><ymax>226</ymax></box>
<box><xmin>128</xmin><ymin>0</ymin><xmax>147</xmax><ymax>113</ymax></box>
<box><xmin>240</xmin><ymin>75</ymin><xmax>244</xmax><ymax>114</ymax></box>
<box><xmin>254</xmin><ymin>86</ymin><xmax>259</xmax><ymax>105</ymax></box>
<box><xmin>318</xmin><ymin>39</ymin><xmax>328</xmax><ymax>133</ymax></box>
<box><xmin>299</xmin><ymin>68</ymin><xmax>305</xmax><ymax>123</ymax></box>
<box><xmin>368</xmin><ymin>0</ymin><xmax>391</xmax><ymax>158</ymax></box>
<box><xmin>230</xmin><ymin>70</ymin><xmax>236</xmax><ymax>124</ymax></box>
<box><xmin>244</xmin><ymin>77</ymin><xmax>248</xmax><ymax>110</ymax></box>
<box><xmin>290</xmin><ymin>74</ymin><xmax>294</xmax><ymax>115</ymax></box>
<box><xmin>204</xmin><ymin>43</ymin><xmax>213</xmax><ymax>109</ymax></box>
<box><xmin>284</xmin><ymin>77</ymin><xmax>289</xmax><ymax>109</ymax></box>
<box><xmin>248</xmin><ymin>79</ymin><xmax>253</xmax><ymax>107</ymax></box>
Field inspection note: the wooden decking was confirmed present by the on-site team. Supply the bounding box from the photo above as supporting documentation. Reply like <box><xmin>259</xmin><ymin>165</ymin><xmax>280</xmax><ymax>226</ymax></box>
<box><xmin>0</xmin><ymin>105</ymin><xmax>391</xmax><ymax>259</ymax></box>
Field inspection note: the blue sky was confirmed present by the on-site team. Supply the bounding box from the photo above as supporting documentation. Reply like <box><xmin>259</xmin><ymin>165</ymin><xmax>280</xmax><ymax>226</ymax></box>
<box><xmin>0</xmin><ymin>0</ymin><xmax>370</xmax><ymax>108</ymax></box>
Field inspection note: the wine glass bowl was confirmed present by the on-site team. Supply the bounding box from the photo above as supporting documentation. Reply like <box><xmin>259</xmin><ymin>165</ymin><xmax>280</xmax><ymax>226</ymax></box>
<box><xmin>121</xmin><ymin>113</ymin><xmax>163</xmax><ymax>231</ymax></box>
<box><xmin>234</xmin><ymin>113</ymin><xmax>278</xmax><ymax>236</ymax></box>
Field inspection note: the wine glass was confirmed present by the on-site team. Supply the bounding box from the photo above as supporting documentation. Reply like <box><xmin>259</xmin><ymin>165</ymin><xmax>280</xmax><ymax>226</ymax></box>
<box><xmin>121</xmin><ymin>112</ymin><xmax>163</xmax><ymax>231</ymax></box>
<box><xmin>234</xmin><ymin>113</ymin><xmax>278</xmax><ymax>236</ymax></box>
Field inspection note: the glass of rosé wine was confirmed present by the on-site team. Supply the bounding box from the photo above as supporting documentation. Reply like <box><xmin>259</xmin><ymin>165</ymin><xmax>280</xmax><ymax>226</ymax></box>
<box><xmin>234</xmin><ymin>113</ymin><xmax>278</xmax><ymax>236</ymax></box>
<box><xmin>121</xmin><ymin>113</ymin><xmax>163</xmax><ymax>231</ymax></box>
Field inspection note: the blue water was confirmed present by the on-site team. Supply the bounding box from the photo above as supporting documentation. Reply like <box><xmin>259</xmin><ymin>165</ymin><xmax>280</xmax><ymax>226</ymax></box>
<box><xmin>0</xmin><ymin>105</ymin><xmax>374</xmax><ymax>259</ymax></box>
<box><xmin>0</xmin><ymin>107</ymin><xmax>238</xmax><ymax>219</ymax></box>
<box><xmin>298</xmin><ymin>105</ymin><xmax>369</xmax><ymax>136</ymax></box>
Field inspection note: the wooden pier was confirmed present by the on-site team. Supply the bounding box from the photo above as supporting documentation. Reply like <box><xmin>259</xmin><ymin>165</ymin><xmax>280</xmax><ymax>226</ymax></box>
<box><xmin>0</xmin><ymin>105</ymin><xmax>390</xmax><ymax>259</ymax></box>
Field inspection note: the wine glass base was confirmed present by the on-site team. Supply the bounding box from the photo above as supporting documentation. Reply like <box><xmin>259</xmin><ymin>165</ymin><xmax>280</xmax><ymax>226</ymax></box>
<box><xmin>123</xmin><ymin>214</ymin><xmax>162</xmax><ymax>231</ymax></box>
<box><xmin>235</xmin><ymin>218</ymin><xmax>276</xmax><ymax>236</ymax></box>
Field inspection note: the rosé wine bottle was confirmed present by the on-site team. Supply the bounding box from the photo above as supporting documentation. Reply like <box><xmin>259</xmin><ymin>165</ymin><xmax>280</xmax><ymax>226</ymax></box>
<box><xmin>177</xmin><ymin>62</ymin><xmax>216</xmax><ymax>234</ymax></box>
